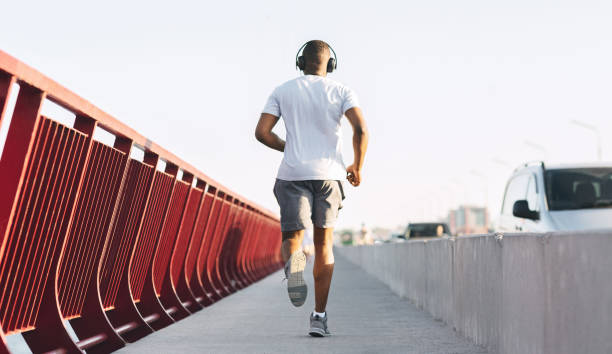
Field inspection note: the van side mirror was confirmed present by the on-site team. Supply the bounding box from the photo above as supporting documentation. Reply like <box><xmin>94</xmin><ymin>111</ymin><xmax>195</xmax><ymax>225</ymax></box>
<box><xmin>512</xmin><ymin>200</ymin><xmax>539</xmax><ymax>220</ymax></box>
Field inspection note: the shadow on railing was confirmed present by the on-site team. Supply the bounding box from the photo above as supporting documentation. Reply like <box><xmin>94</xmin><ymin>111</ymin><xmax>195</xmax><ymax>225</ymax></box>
<box><xmin>0</xmin><ymin>50</ymin><xmax>282</xmax><ymax>353</ymax></box>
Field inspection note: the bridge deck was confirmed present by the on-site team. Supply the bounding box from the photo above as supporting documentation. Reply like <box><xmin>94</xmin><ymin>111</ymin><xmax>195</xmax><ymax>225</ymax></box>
<box><xmin>119</xmin><ymin>251</ymin><xmax>487</xmax><ymax>354</ymax></box>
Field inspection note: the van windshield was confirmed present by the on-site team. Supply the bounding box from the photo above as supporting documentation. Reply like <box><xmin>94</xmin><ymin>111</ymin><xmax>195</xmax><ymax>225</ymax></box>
<box><xmin>545</xmin><ymin>168</ymin><xmax>612</xmax><ymax>210</ymax></box>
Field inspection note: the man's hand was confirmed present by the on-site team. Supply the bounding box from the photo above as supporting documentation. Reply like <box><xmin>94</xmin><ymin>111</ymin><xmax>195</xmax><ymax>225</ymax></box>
<box><xmin>346</xmin><ymin>164</ymin><xmax>362</xmax><ymax>186</ymax></box>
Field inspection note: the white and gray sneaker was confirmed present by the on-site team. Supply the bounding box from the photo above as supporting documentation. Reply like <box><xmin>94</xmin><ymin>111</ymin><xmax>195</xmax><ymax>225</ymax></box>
<box><xmin>309</xmin><ymin>312</ymin><xmax>331</xmax><ymax>337</ymax></box>
<box><xmin>284</xmin><ymin>250</ymin><xmax>307</xmax><ymax>307</ymax></box>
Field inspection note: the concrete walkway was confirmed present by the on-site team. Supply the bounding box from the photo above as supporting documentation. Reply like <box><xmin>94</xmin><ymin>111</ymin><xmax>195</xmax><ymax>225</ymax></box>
<box><xmin>119</xmin><ymin>252</ymin><xmax>487</xmax><ymax>354</ymax></box>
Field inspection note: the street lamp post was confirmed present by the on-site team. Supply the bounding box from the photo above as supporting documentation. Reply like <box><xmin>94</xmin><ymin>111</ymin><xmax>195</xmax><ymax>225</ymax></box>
<box><xmin>570</xmin><ymin>119</ymin><xmax>602</xmax><ymax>161</ymax></box>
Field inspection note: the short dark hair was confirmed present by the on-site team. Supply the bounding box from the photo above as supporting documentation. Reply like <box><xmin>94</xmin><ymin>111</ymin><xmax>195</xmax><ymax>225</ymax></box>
<box><xmin>302</xmin><ymin>40</ymin><xmax>330</xmax><ymax>71</ymax></box>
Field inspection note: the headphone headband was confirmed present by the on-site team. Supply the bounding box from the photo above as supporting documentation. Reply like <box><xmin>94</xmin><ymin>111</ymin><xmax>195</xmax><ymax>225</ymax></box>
<box><xmin>295</xmin><ymin>41</ymin><xmax>338</xmax><ymax>73</ymax></box>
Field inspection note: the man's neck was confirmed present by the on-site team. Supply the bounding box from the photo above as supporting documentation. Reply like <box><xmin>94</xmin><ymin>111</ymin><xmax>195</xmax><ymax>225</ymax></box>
<box><xmin>303</xmin><ymin>69</ymin><xmax>327</xmax><ymax>77</ymax></box>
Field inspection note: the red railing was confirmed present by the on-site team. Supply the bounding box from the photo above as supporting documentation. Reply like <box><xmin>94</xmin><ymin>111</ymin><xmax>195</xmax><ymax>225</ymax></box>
<box><xmin>0</xmin><ymin>50</ymin><xmax>283</xmax><ymax>353</ymax></box>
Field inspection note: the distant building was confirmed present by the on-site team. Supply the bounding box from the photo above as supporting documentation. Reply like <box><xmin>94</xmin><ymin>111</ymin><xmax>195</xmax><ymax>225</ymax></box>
<box><xmin>448</xmin><ymin>205</ymin><xmax>490</xmax><ymax>236</ymax></box>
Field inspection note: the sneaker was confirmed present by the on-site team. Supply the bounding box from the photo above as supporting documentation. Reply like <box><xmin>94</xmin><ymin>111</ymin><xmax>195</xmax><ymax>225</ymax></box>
<box><xmin>309</xmin><ymin>312</ymin><xmax>331</xmax><ymax>337</ymax></box>
<box><xmin>284</xmin><ymin>250</ymin><xmax>307</xmax><ymax>307</ymax></box>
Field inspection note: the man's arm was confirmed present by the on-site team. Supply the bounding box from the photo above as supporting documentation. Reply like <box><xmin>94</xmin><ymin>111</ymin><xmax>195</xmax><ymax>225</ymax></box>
<box><xmin>255</xmin><ymin>113</ymin><xmax>285</xmax><ymax>152</ymax></box>
<box><xmin>344</xmin><ymin>107</ymin><xmax>369</xmax><ymax>187</ymax></box>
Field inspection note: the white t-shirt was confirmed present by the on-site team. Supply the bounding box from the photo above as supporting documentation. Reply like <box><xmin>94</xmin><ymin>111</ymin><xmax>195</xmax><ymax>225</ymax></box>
<box><xmin>262</xmin><ymin>75</ymin><xmax>360</xmax><ymax>181</ymax></box>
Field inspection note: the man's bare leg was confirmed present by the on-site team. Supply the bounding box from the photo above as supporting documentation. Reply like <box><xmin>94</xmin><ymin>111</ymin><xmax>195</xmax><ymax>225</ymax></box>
<box><xmin>281</xmin><ymin>230</ymin><xmax>305</xmax><ymax>262</ymax></box>
<box><xmin>313</xmin><ymin>227</ymin><xmax>335</xmax><ymax>313</ymax></box>
<box><xmin>282</xmin><ymin>230</ymin><xmax>308</xmax><ymax>307</ymax></box>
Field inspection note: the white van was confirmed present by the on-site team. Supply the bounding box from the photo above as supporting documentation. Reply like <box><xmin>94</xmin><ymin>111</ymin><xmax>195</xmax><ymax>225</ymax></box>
<box><xmin>496</xmin><ymin>162</ymin><xmax>612</xmax><ymax>232</ymax></box>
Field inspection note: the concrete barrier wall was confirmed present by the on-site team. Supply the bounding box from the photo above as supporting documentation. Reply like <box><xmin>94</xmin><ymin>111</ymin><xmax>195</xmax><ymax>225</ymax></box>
<box><xmin>336</xmin><ymin>232</ymin><xmax>612</xmax><ymax>354</ymax></box>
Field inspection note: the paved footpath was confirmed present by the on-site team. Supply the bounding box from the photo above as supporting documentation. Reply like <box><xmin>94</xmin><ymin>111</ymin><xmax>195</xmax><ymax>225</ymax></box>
<box><xmin>120</xmin><ymin>252</ymin><xmax>488</xmax><ymax>354</ymax></box>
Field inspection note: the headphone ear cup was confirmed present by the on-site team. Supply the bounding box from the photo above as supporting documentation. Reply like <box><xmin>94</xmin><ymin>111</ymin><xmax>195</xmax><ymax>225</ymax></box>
<box><xmin>297</xmin><ymin>56</ymin><xmax>306</xmax><ymax>70</ymax></box>
<box><xmin>327</xmin><ymin>57</ymin><xmax>336</xmax><ymax>73</ymax></box>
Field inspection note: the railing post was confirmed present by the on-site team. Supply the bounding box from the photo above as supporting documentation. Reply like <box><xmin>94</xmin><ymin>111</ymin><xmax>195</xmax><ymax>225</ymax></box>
<box><xmin>154</xmin><ymin>169</ymin><xmax>193</xmax><ymax>320</ymax></box>
<box><xmin>172</xmin><ymin>177</ymin><xmax>207</xmax><ymax>312</ymax></box>
<box><xmin>0</xmin><ymin>72</ymin><xmax>15</xmax><ymax>129</ymax></box>
<box><xmin>66</xmin><ymin>134</ymin><xmax>133</xmax><ymax>353</ymax></box>
<box><xmin>209</xmin><ymin>194</ymin><xmax>234</xmax><ymax>297</ymax></box>
<box><xmin>21</xmin><ymin>114</ymin><xmax>96</xmax><ymax>354</ymax></box>
<box><xmin>0</xmin><ymin>84</ymin><xmax>45</xmax><ymax>263</ymax></box>
<box><xmin>102</xmin><ymin>149</ymin><xmax>159</xmax><ymax>343</ymax></box>
<box><xmin>242</xmin><ymin>208</ymin><xmax>258</xmax><ymax>284</ymax></box>
<box><xmin>0</xmin><ymin>76</ymin><xmax>25</xmax><ymax>353</ymax></box>
<box><xmin>195</xmin><ymin>188</ymin><xmax>222</xmax><ymax>305</ymax></box>
<box><xmin>186</xmin><ymin>183</ymin><xmax>215</xmax><ymax>306</ymax></box>
<box><xmin>133</xmin><ymin>163</ymin><xmax>177</xmax><ymax>331</ymax></box>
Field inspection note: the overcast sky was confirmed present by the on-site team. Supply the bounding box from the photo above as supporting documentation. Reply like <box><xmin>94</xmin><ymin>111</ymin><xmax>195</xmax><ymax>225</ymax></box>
<box><xmin>2</xmin><ymin>0</ymin><xmax>612</xmax><ymax>230</ymax></box>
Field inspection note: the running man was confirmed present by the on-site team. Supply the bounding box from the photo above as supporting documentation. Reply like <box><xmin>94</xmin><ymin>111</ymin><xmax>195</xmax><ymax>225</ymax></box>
<box><xmin>255</xmin><ymin>40</ymin><xmax>369</xmax><ymax>337</ymax></box>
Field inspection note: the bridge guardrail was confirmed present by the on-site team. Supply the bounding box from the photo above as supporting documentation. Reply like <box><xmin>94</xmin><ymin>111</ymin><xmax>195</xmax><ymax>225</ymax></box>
<box><xmin>0</xmin><ymin>50</ymin><xmax>282</xmax><ymax>353</ymax></box>
<box><xmin>338</xmin><ymin>232</ymin><xmax>612</xmax><ymax>354</ymax></box>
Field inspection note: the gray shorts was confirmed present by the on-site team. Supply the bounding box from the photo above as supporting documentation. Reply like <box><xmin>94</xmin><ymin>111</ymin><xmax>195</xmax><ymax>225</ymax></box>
<box><xmin>273</xmin><ymin>179</ymin><xmax>345</xmax><ymax>232</ymax></box>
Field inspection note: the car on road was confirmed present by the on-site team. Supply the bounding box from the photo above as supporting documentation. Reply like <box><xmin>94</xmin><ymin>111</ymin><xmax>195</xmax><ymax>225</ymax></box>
<box><xmin>404</xmin><ymin>222</ymin><xmax>452</xmax><ymax>238</ymax></box>
<box><xmin>496</xmin><ymin>162</ymin><xmax>612</xmax><ymax>232</ymax></box>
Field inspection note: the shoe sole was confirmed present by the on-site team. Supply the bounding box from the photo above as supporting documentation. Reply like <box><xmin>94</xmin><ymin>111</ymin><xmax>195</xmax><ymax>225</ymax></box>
<box><xmin>308</xmin><ymin>328</ymin><xmax>330</xmax><ymax>337</ymax></box>
<box><xmin>287</xmin><ymin>251</ymin><xmax>307</xmax><ymax>307</ymax></box>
